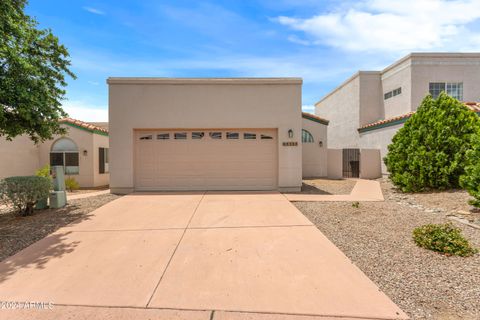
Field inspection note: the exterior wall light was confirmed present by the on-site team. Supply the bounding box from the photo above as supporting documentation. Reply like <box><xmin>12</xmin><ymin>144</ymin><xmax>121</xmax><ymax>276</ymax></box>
<box><xmin>319</xmin><ymin>141</ymin><xmax>323</xmax><ymax>147</ymax></box>
<box><xmin>288</xmin><ymin>129</ymin><xmax>294</xmax><ymax>139</ymax></box>
<box><xmin>83</xmin><ymin>150</ymin><xmax>88</xmax><ymax>156</ymax></box>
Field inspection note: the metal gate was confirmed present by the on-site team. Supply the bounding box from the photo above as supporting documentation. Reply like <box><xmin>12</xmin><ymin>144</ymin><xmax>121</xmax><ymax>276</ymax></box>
<box><xmin>342</xmin><ymin>149</ymin><xmax>360</xmax><ymax>178</ymax></box>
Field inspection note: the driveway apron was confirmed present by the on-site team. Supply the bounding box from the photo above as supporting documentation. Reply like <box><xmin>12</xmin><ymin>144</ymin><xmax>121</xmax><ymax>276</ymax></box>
<box><xmin>0</xmin><ymin>191</ymin><xmax>407</xmax><ymax>320</ymax></box>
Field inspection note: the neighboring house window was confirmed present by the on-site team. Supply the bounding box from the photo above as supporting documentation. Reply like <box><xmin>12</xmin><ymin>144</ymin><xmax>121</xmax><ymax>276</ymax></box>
<box><xmin>302</xmin><ymin>129</ymin><xmax>314</xmax><ymax>143</ymax></box>
<box><xmin>50</xmin><ymin>138</ymin><xmax>79</xmax><ymax>175</ymax></box>
<box><xmin>429</xmin><ymin>82</ymin><xmax>463</xmax><ymax>100</ymax></box>
<box><xmin>99</xmin><ymin>147</ymin><xmax>109</xmax><ymax>174</ymax></box>
<box><xmin>384</xmin><ymin>87</ymin><xmax>401</xmax><ymax>100</ymax></box>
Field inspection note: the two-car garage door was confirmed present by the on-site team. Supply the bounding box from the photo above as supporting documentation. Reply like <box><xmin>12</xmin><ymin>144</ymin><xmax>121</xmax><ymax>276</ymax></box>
<box><xmin>134</xmin><ymin>129</ymin><xmax>277</xmax><ymax>191</ymax></box>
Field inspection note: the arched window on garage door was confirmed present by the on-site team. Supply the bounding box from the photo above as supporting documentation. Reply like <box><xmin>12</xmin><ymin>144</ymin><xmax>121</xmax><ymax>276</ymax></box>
<box><xmin>50</xmin><ymin>138</ymin><xmax>80</xmax><ymax>174</ymax></box>
<box><xmin>302</xmin><ymin>129</ymin><xmax>314</xmax><ymax>143</ymax></box>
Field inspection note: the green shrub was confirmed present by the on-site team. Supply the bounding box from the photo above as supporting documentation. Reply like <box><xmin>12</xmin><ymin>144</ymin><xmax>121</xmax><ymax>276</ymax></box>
<box><xmin>460</xmin><ymin>135</ymin><xmax>480</xmax><ymax>207</ymax></box>
<box><xmin>413</xmin><ymin>223</ymin><xmax>478</xmax><ymax>257</ymax></box>
<box><xmin>0</xmin><ymin>176</ymin><xmax>52</xmax><ymax>215</ymax></box>
<box><xmin>35</xmin><ymin>164</ymin><xmax>51</xmax><ymax>179</ymax></box>
<box><xmin>384</xmin><ymin>93</ymin><xmax>480</xmax><ymax>192</ymax></box>
<box><xmin>65</xmin><ymin>177</ymin><xmax>80</xmax><ymax>192</ymax></box>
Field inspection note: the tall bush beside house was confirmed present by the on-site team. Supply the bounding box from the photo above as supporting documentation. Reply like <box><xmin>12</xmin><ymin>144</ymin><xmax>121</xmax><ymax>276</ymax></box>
<box><xmin>460</xmin><ymin>135</ymin><xmax>480</xmax><ymax>207</ymax></box>
<box><xmin>384</xmin><ymin>93</ymin><xmax>480</xmax><ymax>192</ymax></box>
<box><xmin>0</xmin><ymin>176</ymin><xmax>51</xmax><ymax>216</ymax></box>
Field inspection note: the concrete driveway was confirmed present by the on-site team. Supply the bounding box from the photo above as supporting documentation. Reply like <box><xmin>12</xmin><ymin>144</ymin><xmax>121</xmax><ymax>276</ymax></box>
<box><xmin>0</xmin><ymin>192</ymin><xmax>407</xmax><ymax>320</ymax></box>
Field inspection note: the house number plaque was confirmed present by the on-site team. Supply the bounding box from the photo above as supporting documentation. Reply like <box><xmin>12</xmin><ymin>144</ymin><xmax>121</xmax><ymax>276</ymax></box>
<box><xmin>282</xmin><ymin>142</ymin><xmax>298</xmax><ymax>146</ymax></box>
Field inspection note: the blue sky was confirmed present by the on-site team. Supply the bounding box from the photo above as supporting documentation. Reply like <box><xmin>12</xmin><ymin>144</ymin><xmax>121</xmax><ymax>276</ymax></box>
<box><xmin>27</xmin><ymin>0</ymin><xmax>480</xmax><ymax>121</ymax></box>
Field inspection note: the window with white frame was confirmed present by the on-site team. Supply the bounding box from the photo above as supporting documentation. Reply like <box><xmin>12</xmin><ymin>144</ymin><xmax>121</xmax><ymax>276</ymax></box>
<box><xmin>50</xmin><ymin>138</ymin><xmax>79</xmax><ymax>175</ymax></box>
<box><xmin>429</xmin><ymin>82</ymin><xmax>463</xmax><ymax>100</ymax></box>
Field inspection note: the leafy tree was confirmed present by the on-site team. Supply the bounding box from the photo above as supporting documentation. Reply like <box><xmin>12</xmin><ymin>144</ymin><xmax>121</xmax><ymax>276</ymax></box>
<box><xmin>0</xmin><ymin>0</ymin><xmax>75</xmax><ymax>143</ymax></box>
<box><xmin>460</xmin><ymin>135</ymin><xmax>480</xmax><ymax>207</ymax></box>
<box><xmin>384</xmin><ymin>93</ymin><xmax>480</xmax><ymax>192</ymax></box>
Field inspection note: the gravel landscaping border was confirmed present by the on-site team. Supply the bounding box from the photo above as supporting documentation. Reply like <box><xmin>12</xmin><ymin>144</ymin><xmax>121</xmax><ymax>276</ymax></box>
<box><xmin>0</xmin><ymin>194</ymin><xmax>121</xmax><ymax>262</ymax></box>
<box><xmin>295</xmin><ymin>179</ymin><xmax>480</xmax><ymax>320</ymax></box>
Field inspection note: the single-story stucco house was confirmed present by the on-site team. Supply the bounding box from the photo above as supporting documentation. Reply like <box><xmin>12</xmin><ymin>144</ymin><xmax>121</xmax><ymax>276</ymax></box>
<box><xmin>316</xmin><ymin>52</ymin><xmax>480</xmax><ymax>176</ymax></box>
<box><xmin>0</xmin><ymin>118</ymin><xmax>109</xmax><ymax>188</ymax></box>
<box><xmin>107</xmin><ymin>77</ymin><xmax>331</xmax><ymax>194</ymax></box>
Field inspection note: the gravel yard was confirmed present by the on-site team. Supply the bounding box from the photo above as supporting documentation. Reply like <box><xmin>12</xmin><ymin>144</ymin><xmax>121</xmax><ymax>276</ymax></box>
<box><xmin>66</xmin><ymin>186</ymin><xmax>109</xmax><ymax>196</ymax></box>
<box><xmin>295</xmin><ymin>179</ymin><xmax>480</xmax><ymax>320</ymax></box>
<box><xmin>298</xmin><ymin>178</ymin><xmax>357</xmax><ymax>195</ymax></box>
<box><xmin>0</xmin><ymin>194</ymin><xmax>121</xmax><ymax>262</ymax></box>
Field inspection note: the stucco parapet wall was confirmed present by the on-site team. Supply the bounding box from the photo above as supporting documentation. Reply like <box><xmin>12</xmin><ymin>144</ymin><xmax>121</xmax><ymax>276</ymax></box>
<box><xmin>107</xmin><ymin>77</ymin><xmax>303</xmax><ymax>85</ymax></box>
<box><xmin>314</xmin><ymin>71</ymin><xmax>380</xmax><ymax>106</ymax></box>
<box><xmin>316</xmin><ymin>52</ymin><xmax>480</xmax><ymax>107</ymax></box>
<box><xmin>382</xmin><ymin>52</ymin><xmax>480</xmax><ymax>74</ymax></box>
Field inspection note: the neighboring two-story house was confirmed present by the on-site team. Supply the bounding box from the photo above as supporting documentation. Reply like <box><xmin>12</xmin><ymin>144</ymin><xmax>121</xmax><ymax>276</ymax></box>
<box><xmin>316</xmin><ymin>53</ymin><xmax>480</xmax><ymax>176</ymax></box>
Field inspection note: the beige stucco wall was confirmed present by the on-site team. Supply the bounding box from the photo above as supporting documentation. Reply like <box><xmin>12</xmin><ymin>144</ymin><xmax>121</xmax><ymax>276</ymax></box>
<box><xmin>0</xmin><ymin>125</ymin><xmax>108</xmax><ymax>188</ymax></box>
<box><xmin>108</xmin><ymin>78</ymin><xmax>303</xmax><ymax>194</ymax></box>
<box><xmin>93</xmin><ymin>134</ymin><xmax>110</xmax><ymax>187</ymax></box>
<box><xmin>359</xmin><ymin>123</ymin><xmax>404</xmax><ymax>174</ymax></box>
<box><xmin>359</xmin><ymin>149</ymin><xmax>382</xmax><ymax>179</ymax></box>
<box><xmin>327</xmin><ymin>149</ymin><xmax>342</xmax><ymax>179</ymax></box>
<box><xmin>359</xmin><ymin>72</ymin><xmax>384</xmax><ymax>126</ymax></box>
<box><xmin>316</xmin><ymin>74</ymin><xmax>361</xmax><ymax>149</ymax></box>
<box><xmin>38</xmin><ymin>125</ymin><xmax>95</xmax><ymax>187</ymax></box>
<box><xmin>410</xmin><ymin>54</ymin><xmax>480</xmax><ymax>110</ymax></box>
<box><xmin>381</xmin><ymin>58</ymin><xmax>412</xmax><ymax>119</ymax></box>
<box><xmin>0</xmin><ymin>136</ymin><xmax>40</xmax><ymax>179</ymax></box>
<box><xmin>301</xmin><ymin>118</ymin><xmax>327</xmax><ymax>178</ymax></box>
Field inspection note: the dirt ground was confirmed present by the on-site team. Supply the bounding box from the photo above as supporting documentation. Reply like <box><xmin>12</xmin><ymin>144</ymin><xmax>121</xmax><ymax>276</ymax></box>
<box><xmin>0</xmin><ymin>194</ymin><xmax>121</xmax><ymax>262</ymax></box>
<box><xmin>295</xmin><ymin>179</ymin><xmax>480</xmax><ymax>320</ymax></box>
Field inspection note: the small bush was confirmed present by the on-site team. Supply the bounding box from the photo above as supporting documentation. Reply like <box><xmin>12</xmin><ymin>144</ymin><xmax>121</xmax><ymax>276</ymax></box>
<box><xmin>413</xmin><ymin>223</ymin><xmax>478</xmax><ymax>257</ymax></box>
<box><xmin>460</xmin><ymin>135</ymin><xmax>480</xmax><ymax>207</ymax></box>
<box><xmin>35</xmin><ymin>164</ymin><xmax>51</xmax><ymax>179</ymax></box>
<box><xmin>0</xmin><ymin>176</ymin><xmax>52</xmax><ymax>215</ymax></box>
<box><xmin>65</xmin><ymin>177</ymin><xmax>80</xmax><ymax>192</ymax></box>
<box><xmin>384</xmin><ymin>93</ymin><xmax>480</xmax><ymax>192</ymax></box>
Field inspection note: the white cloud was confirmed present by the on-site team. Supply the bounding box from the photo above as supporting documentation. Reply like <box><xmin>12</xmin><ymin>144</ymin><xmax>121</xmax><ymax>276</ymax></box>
<box><xmin>287</xmin><ymin>35</ymin><xmax>311</xmax><ymax>46</ymax></box>
<box><xmin>62</xmin><ymin>100</ymin><xmax>108</xmax><ymax>122</ymax></box>
<box><xmin>82</xmin><ymin>6</ymin><xmax>105</xmax><ymax>15</ymax></box>
<box><xmin>302</xmin><ymin>105</ymin><xmax>315</xmax><ymax>113</ymax></box>
<box><xmin>276</xmin><ymin>0</ymin><xmax>480</xmax><ymax>52</ymax></box>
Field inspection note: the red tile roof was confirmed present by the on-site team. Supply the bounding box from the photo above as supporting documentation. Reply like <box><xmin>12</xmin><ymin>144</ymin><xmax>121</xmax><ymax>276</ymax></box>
<box><xmin>302</xmin><ymin>112</ymin><xmax>329</xmax><ymax>125</ymax></box>
<box><xmin>359</xmin><ymin>102</ymin><xmax>480</xmax><ymax>132</ymax></box>
<box><xmin>59</xmin><ymin>118</ymin><xmax>109</xmax><ymax>135</ymax></box>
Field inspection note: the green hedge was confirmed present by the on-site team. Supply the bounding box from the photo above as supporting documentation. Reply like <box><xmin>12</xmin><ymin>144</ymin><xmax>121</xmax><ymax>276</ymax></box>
<box><xmin>384</xmin><ymin>93</ymin><xmax>480</xmax><ymax>192</ymax></box>
<box><xmin>0</xmin><ymin>176</ymin><xmax>52</xmax><ymax>215</ymax></box>
<box><xmin>460</xmin><ymin>135</ymin><xmax>480</xmax><ymax>207</ymax></box>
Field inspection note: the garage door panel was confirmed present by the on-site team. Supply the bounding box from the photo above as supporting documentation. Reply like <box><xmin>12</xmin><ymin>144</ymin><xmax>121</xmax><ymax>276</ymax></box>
<box><xmin>135</xmin><ymin>129</ymin><xmax>277</xmax><ymax>190</ymax></box>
